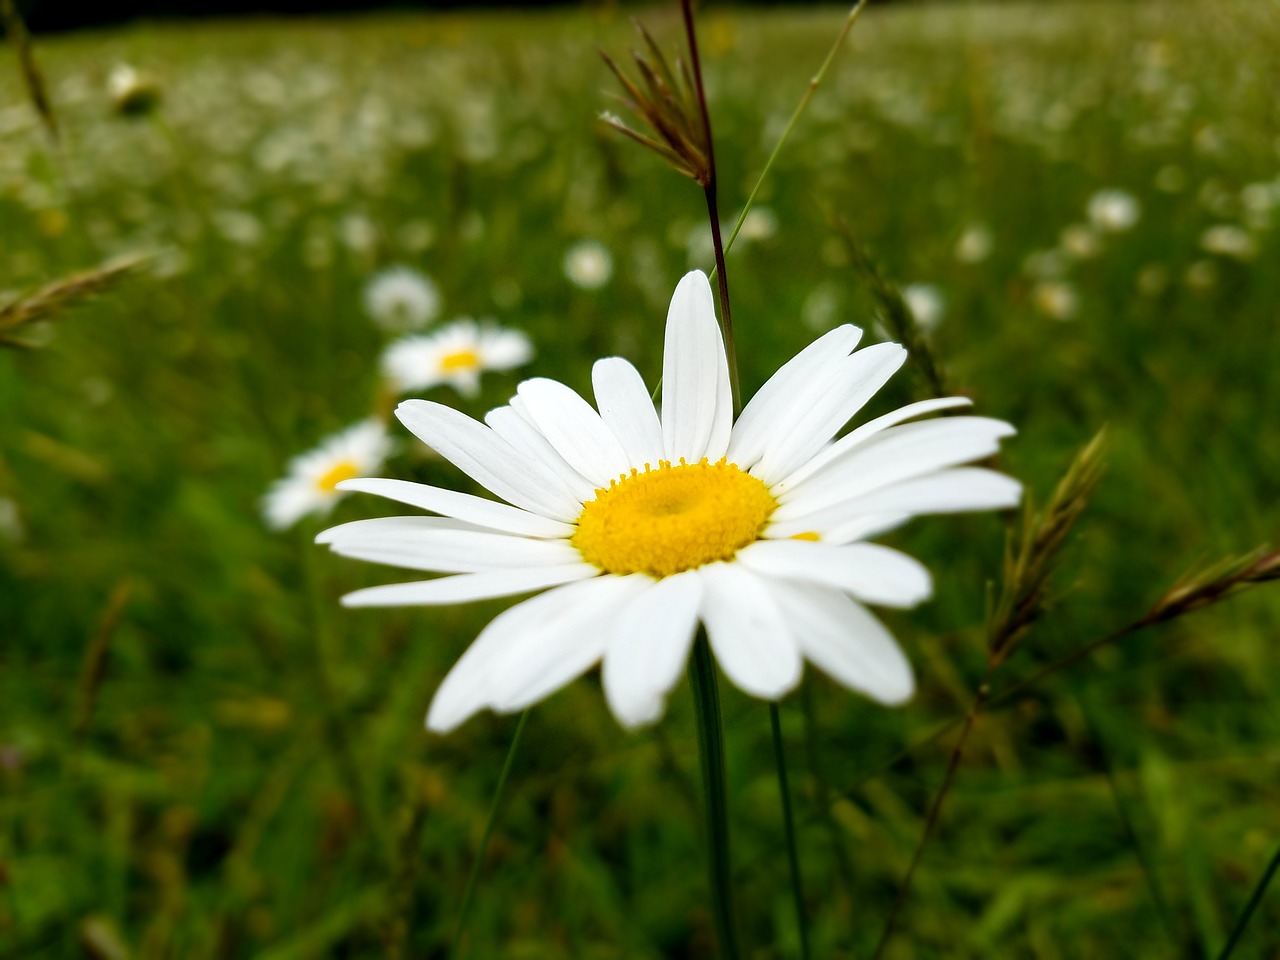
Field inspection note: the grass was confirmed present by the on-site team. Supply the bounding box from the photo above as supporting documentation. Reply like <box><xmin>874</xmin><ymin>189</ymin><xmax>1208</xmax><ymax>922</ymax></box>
<box><xmin>2</xmin><ymin>1</ymin><xmax>1279</xmax><ymax>956</ymax></box>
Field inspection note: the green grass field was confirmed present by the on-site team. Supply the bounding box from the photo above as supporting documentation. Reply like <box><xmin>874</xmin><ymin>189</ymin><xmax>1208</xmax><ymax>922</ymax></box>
<box><xmin>2</xmin><ymin>1</ymin><xmax>1279</xmax><ymax>956</ymax></box>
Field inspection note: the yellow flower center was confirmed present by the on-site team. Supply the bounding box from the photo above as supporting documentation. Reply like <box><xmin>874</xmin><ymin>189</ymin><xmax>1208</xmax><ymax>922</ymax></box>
<box><xmin>316</xmin><ymin>459</ymin><xmax>360</xmax><ymax>493</ymax></box>
<box><xmin>440</xmin><ymin>348</ymin><xmax>480</xmax><ymax>372</ymax></box>
<box><xmin>574</xmin><ymin>458</ymin><xmax>777</xmax><ymax>577</ymax></box>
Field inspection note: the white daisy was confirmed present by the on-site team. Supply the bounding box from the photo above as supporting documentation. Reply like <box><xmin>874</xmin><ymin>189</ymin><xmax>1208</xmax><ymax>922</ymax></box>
<box><xmin>364</xmin><ymin>266</ymin><xmax>441</xmax><ymax>331</ymax></box>
<box><xmin>563</xmin><ymin>239</ymin><xmax>613</xmax><ymax>290</ymax></box>
<box><xmin>901</xmin><ymin>283</ymin><xmax>945</xmax><ymax>333</ymax></box>
<box><xmin>381</xmin><ymin>320</ymin><xmax>534</xmax><ymax>397</ymax></box>
<box><xmin>1086</xmin><ymin>189</ymin><xmax>1141</xmax><ymax>233</ymax></box>
<box><xmin>263</xmin><ymin>420</ymin><xmax>392</xmax><ymax>531</ymax></box>
<box><xmin>320</xmin><ymin>272</ymin><xmax>1020</xmax><ymax>732</ymax></box>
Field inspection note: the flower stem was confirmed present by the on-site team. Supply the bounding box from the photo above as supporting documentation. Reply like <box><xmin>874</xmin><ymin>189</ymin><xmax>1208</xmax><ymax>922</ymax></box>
<box><xmin>689</xmin><ymin>633</ymin><xmax>741</xmax><ymax>960</ymax></box>
<box><xmin>769</xmin><ymin>703</ymin><xmax>811</xmax><ymax>960</ymax></box>
<box><xmin>679</xmin><ymin>0</ymin><xmax>740</xmax><ymax>414</ymax></box>
<box><xmin>450</xmin><ymin>709</ymin><xmax>530</xmax><ymax>959</ymax></box>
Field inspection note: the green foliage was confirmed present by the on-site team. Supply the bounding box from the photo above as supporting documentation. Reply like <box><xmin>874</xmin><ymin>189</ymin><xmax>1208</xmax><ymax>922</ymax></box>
<box><xmin>1</xmin><ymin>2</ymin><xmax>1278</xmax><ymax>956</ymax></box>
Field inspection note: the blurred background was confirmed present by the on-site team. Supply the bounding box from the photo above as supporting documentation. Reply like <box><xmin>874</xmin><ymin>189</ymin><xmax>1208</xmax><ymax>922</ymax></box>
<box><xmin>2</xmin><ymin>0</ymin><xmax>1278</xmax><ymax>956</ymax></box>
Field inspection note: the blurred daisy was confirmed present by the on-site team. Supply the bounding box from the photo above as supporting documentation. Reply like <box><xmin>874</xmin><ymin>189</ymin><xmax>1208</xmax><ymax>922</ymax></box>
<box><xmin>1060</xmin><ymin>224</ymin><xmax>1101</xmax><ymax>260</ymax></box>
<box><xmin>737</xmin><ymin>206</ymin><xmax>779</xmax><ymax>243</ymax></box>
<box><xmin>563</xmin><ymin>239</ymin><xmax>613</xmax><ymax>290</ymax></box>
<box><xmin>1086</xmin><ymin>189</ymin><xmax>1141</xmax><ymax>232</ymax></box>
<box><xmin>320</xmin><ymin>272</ymin><xmax>1020</xmax><ymax>732</ymax></box>
<box><xmin>1200</xmin><ymin>224</ymin><xmax>1256</xmax><ymax>260</ymax></box>
<box><xmin>365</xmin><ymin>266</ymin><xmax>441</xmax><ymax>331</ymax></box>
<box><xmin>381</xmin><ymin>320</ymin><xmax>533</xmax><ymax>397</ymax></box>
<box><xmin>1032</xmin><ymin>280</ymin><xmax>1079</xmax><ymax>321</ymax></box>
<box><xmin>264</xmin><ymin>420</ymin><xmax>392</xmax><ymax>531</ymax></box>
<box><xmin>954</xmin><ymin>223</ymin><xmax>993</xmax><ymax>264</ymax></box>
<box><xmin>107</xmin><ymin>64</ymin><xmax>162</xmax><ymax>116</ymax></box>
<box><xmin>901</xmin><ymin>283</ymin><xmax>945</xmax><ymax>332</ymax></box>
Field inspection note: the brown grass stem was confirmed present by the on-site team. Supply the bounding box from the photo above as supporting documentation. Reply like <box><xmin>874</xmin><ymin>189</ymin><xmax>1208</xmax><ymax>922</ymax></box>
<box><xmin>871</xmin><ymin>670</ymin><xmax>991</xmax><ymax>960</ymax></box>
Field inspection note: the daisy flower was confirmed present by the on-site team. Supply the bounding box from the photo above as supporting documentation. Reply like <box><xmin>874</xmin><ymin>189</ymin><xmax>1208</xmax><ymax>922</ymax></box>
<box><xmin>263</xmin><ymin>420</ymin><xmax>392</xmax><ymax>530</ymax></box>
<box><xmin>381</xmin><ymin>320</ymin><xmax>534</xmax><ymax>397</ymax></box>
<box><xmin>364</xmin><ymin>266</ymin><xmax>441</xmax><ymax>331</ymax></box>
<box><xmin>563</xmin><ymin>239</ymin><xmax>614</xmax><ymax>290</ymax></box>
<box><xmin>320</xmin><ymin>272</ymin><xmax>1020</xmax><ymax>732</ymax></box>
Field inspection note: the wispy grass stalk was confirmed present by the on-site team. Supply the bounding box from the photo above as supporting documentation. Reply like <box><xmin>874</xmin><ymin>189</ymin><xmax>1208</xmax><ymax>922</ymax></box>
<box><xmin>0</xmin><ymin>0</ymin><xmax>58</xmax><ymax>143</ymax></box>
<box><xmin>71</xmin><ymin>579</ymin><xmax>133</xmax><ymax>741</ymax></box>
<box><xmin>873</xmin><ymin>431</ymin><xmax>1106</xmax><ymax>957</ymax></box>
<box><xmin>1216</xmin><ymin>843</ymin><xmax>1280</xmax><ymax>960</ymax></box>
<box><xmin>830</xmin><ymin>214</ymin><xmax>950</xmax><ymax>398</ymax></box>
<box><xmin>0</xmin><ymin>256</ymin><xmax>146</xmax><ymax>350</ymax></box>
<box><xmin>450</xmin><ymin>709</ymin><xmax>530</xmax><ymax>959</ymax></box>
<box><xmin>717</xmin><ymin>1</ymin><xmax>869</xmax><ymax>264</ymax></box>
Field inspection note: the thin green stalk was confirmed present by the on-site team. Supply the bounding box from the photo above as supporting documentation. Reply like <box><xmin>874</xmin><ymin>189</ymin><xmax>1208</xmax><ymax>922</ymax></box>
<box><xmin>769</xmin><ymin>704</ymin><xmax>811</xmax><ymax>960</ymax></box>
<box><xmin>300</xmin><ymin>536</ymin><xmax>392</xmax><ymax>869</ymax></box>
<box><xmin>714</xmin><ymin>0</ymin><xmax>869</xmax><ymax>269</ymax></box>
<box><xmin>1216</xmin><ymin>844</ymin><xmax>1280</xmax><ymax>960</ymax></box>
<box><xmin>689</xmin><ymin>634</ymin><xmax>741</xmax><ymax>960</ymax></box>
<box><xmin>450</xmin><ymin>709</ymin><xmax>530</xmax><ymax>958</ymax></box>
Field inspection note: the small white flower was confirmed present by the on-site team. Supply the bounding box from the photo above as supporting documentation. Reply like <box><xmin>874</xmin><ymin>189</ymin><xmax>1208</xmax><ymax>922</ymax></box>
<box><xmin>321</xmin><ymin>272</ymin><xmax>1020</xmax><ymax>733</ymax></box>
<box><xmin>1032</xmin><ymin>280</ymin><xmax>1079</xmax><ymax>321</ymax></box>
<box><xmin>902</xmin><ymin>283</ymin><xmax>945</xmax><ymax>333</ymax></box>
<box><xmin>263</xmin><ymin>420</ymin><xmax>392</xmax><ymax>531</ymax></box>
<box><xmin>107</xmin><ymin>64</ymin><xmax>161</xmax><ymax>116</ymax></box>
<box><xmin>381</xmin><ymin>320</ymin><xmax>534</xmax><ymax>397</ymax></box>
<box><xmin>0</xmin><ymin>497</ymin><xmax>23</xmax><ymax>545</ymax></box>
<box><xmin>563</xmin><ymin>240</ymin><xmax>613</xmax><ymax>290</ymax></box>
<box><xmin>738</xmin><ymin>206</ymin><xmax>779</xmax><ymax>243</ymax></box>
<box><xmin>1086</xmin><ymin>190</ymin><xmax>1141</xmax><ymax>233</ymax></box>
<box><xmin>364</xmin><ymin>266</ymin><xmax>441</xmax><ymax>331</ymax></box>
<box><xmin>1200</xmin><ymin>224</ymin><xmax>1257</xmax><ymax>260</ymax></box>
<box><xmin>954</xmin><ymin>224</ymin><xmax>993</xmax><ymax>264</ymax></box>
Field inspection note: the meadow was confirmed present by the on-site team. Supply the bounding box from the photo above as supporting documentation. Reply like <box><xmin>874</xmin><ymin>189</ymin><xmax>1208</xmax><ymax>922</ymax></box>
<box><xmin>2</xmin><ymin>1</ymin><xmax>1279</xmax><ymax>956</ymax></box>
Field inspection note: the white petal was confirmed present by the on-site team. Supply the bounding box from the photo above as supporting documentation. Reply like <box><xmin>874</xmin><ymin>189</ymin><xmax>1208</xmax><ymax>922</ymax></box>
<box><xmin>396</xmin><ymin>400</ymin><xmax>582</xmax><ymax>521</ymax></box>
<box><xmin>342</xmin><ymin>563</ymin><xmax>600</xmax><ymax>607</ymax></box>
<box><xmin>773</xmin><ymin>396</ymin><xmax>974</xmax><ymax>495</ymax></box>
<box><xmin>775</xmin><ymin>416</ymin><xmax>1017</xmax><ymax>522</ymax></box>
<box><xmin>336</xmin><ymin>477</ymin><xmax>574</xmax><ymax>538</ymax></box>
<box><xmin>602</xmin><ymin>572</ymin><xmax>703</xmax><ymax>728</ymax></box>
<box><xmin>737</xmin><ymin>540</ymin><xmax>932</xmax><ymax>608</ymax></box>
<box><xmin>773</xmin><ymin>468</ymin><xmax>1022</xmax><ymax>535</ymax></box>
<box><xmin>752</xmin><ymin>342</ymin><xmax>907</xmax><ymax>484</ymax></box>
<box><xmin>726</xmin><ymin>325</ymin><xmax>862</xmax><ymax>471</ymax></box>
<box><xmin>484</xmin><ymin>405</ymin><xmax>597</xmax><ymax>502</ymax></box>
<box><xmin>592</xmin><ymin>357</ymin><xmax>664</xmax><ymax>468</ymax></box>
<box><xmin>662</xmin><ymin>271</ymin><xmax>732</xmax><ymax>463</ymax></box>
<box><xmin>516</xmin><ymin>377</ymin><xmax>631</xmax><ymax>486</ymax></box>
<box><xmin>771</xmin><ymin>580</ymin><xmax>915</xmax><ymax>705</ymax></box>
<box><xmin>426</xmin><ymin>575</ymin><xmax>650</xmax><ymax>731</ymax></box>
<box><xmin>697</xmin><ymin>563</ymin><xmax>802</xmax><ymax>699</ymax></box>
<box><xmin>320</xmin><ymin>516</ymin><xmax>582</xmax><ymax>573</ymax></box>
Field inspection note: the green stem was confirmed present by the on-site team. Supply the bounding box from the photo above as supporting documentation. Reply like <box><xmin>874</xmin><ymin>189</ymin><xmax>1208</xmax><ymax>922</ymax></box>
<box><xmin>450</xmin><ymin>709</ymin><xmax>530</xmax><ymax>958</ymax></box>
<box><xmin>689</xmin><ymin>634</ymin><xmax>741</xmax><ymax>960</ymax></box>
<box><xmin>713</xmin><ymin>0</ymin><xmax>869</xmax><ymax>268</ymax></box>
<box><xmin>769</xmin><ymin>703</ymin><xmax>811</xmax><ymax>960</ymax></box>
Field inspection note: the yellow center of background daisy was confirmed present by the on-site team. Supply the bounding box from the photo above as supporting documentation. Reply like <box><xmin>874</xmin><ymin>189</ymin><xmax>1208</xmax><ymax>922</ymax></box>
<box><xmin>440</xmin><ymin>348</ymin><xmax>480</xmax><ymax>371</ymax></box>
<box><xmin>316</xmin><ymin>459</ymin><xmax>360</xmax><ymax>492</ymax></box>
<box><xmin>574</xmin><ymin>458</ymin><xmax>777</xmax><ymax>577</ymax></box>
